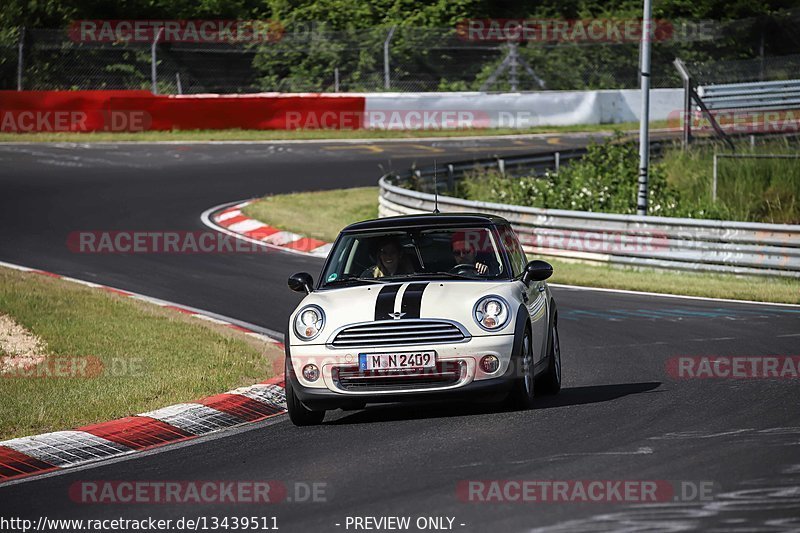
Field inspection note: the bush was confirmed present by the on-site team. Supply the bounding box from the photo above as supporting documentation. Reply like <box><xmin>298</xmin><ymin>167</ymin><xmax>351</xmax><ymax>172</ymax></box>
<box><xmin>458</xmin><ymin>133</ymin><xmax>681</xmax><ymax>216</ymax></box>
<box><xmin>456</xmin><ymin>135</ymin><xmax>800</xmax><ymax>223</ymax></box>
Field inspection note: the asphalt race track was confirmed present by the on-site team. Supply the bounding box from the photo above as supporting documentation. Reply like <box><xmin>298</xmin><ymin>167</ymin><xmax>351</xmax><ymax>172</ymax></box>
<box><xmin>1</xmin><ymin>136</ymin><xmax>799</xmax><ymax>532</ymax></box>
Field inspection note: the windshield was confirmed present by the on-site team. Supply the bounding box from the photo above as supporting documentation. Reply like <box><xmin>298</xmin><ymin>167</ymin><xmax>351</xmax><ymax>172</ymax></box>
<box><xmin>320</xmin><ymin>226</ymin><xmax>507</xmax><ymax>287</ymax></box>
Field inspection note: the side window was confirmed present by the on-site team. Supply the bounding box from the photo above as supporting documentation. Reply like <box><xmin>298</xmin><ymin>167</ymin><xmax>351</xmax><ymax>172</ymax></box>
<box><xmin>499</xmin><ymin>225</ymin><xmax>527</xmax><ymax>277</ymax></box>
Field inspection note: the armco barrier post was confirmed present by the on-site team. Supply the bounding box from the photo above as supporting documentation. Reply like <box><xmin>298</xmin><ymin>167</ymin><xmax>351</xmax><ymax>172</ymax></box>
<box><xmin>17</xmin><ymin>27</ymin><xmax>24</xmax><ymax>91</ymax></box>
<box><xmin>151</xmin><ymin>27</ymin><xmax>164</xmax><ymax>94</ymax></box>
<box><xmin>384</xmin><ymin>26</ymin><xmax>396</xmax><ymax>90</ymax></box>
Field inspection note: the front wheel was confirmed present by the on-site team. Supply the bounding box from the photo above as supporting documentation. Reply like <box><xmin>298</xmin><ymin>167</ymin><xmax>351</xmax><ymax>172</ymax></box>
<box><xmin>285</xmin><ymin>368</ymin><xmax>325</xmax><ymax>426</ymax></box>
<box><xmin>536</xmin><ymin>316</ymin><xmax>562</xmax><ymax>395</ymax></box>
<box><xmin>508</xmin><ymin>326</ymin><xmax>535</xmax><ymax>409</ymax></box>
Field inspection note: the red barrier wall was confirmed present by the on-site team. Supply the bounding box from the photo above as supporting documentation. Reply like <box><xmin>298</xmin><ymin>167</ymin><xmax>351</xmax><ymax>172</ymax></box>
<box><xmin>0</xmin><ymin>91</ymin><xmax>366</xmax><ymax>132</ymax></box>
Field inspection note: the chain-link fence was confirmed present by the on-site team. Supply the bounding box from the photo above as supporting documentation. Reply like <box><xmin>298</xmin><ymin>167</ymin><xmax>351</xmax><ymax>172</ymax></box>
<box><xmin>2</xmin><ymin>10</ymin><xmax>800</xmax><ymax>94</ymax></box>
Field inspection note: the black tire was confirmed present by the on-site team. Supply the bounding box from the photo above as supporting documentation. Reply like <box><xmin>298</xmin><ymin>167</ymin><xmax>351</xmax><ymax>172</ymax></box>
<box><xmin>508</xmin><ymin>326</ymin><xmax>535</xmax><ymax>409</ymax></box>
<box><xmin>285</xmin><ymin>371</ymin><xmax>325</xmax><ymax>426</ymax></box>
<box><xmin>536</xmin><ymin>314</ymin><xmax>562</xmax><ymax>395</ymax></box>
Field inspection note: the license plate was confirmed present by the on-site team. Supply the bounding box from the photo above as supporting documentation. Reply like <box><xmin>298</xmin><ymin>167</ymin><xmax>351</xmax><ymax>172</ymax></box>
<box><xmin>358</xmin><ymin>351</ymin><xmax>436</xmax><ymax>371</ymax></box>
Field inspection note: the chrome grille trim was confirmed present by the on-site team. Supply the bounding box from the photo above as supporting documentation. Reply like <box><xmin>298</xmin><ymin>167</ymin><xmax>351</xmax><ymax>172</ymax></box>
<box><xmin>333</xmin><ymin>361</ymin><xmax>467</xmax><ymax>392</ymax></box>
<box><xmin>327</xmin><ymin>319</ymin><xmax>470</xmax><ymax>348</ymax></box>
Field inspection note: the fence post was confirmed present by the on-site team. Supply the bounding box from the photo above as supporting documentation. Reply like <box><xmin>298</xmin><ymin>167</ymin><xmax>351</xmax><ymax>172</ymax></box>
<box><xmin>712</xmin><ymin>152</ymin><xmax>718</xmax><ymax>202</ymax></box>
<box><xmin>151</xmin><ymin>27</ymin><xmax>164</xmax><ymax>94</ymax></box>
<box><xmin>383</xmin><ymin>26</ymin><xmax>396</xmax><ymax>90</ymax></box>
<box><xmin>447</xmin><ymin>164</ymin><xmax>455</xmax><ymax>191</ymax></box>
<box><xmin>673</xmin><ymin>58</ymin><xmax>693</xmax><ymax>150</ymax></box>
<box><xmin>554</xmin><ymin>151</ymin><xmax>560</xmax><ymax>174</ymax></box>
<box><xmin>175</xmin><ymin>72</ymin><xmax>183</xmax><ymax>95</ymax></box>
<box><xmin>17</xmin><ymin>26</ymin><xmax>25</xmax><ymax>91</ymax></box>
<box><xmin>334</xmin><ymin>67</ymin><xmax>340</xmax><ymax>92</ymax></box>
<box><xmin>508</xmin><ymin>43</ymin><xmax>518</xmax><ymax>91</ymax></box>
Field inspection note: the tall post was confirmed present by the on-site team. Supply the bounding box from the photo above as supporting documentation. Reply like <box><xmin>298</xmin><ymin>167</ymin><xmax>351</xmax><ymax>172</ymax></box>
<box><xmin>383</xmin><ymin>26</ymin><xmax>396</xmax><ymax>90</ymax></box>
<box><xmin>673</xmin><ymin>58</ymin><xmax>693</xmax><ymax>149</ymax></box>
<box><xmin>712</xmin><ymin>153</ymin><xmax>718</xmax><ymax>202</ymax></box>
<box><xmin>636</xmin><ymin>0</ymin><xmax>652</xmax><ymax>216</ymax></box>
<box><xmin>509</xmin><ymin>43</ymin><xmax>518</xmax><ymax>91</ymax></box>
<box><xmin>334</xmin><ymin>67</ymin><xmax>340</xmax><ymax>92</ymax></box>
<box><xmin>17</xmin><ymin>27</ymin><xmax>25</xmax><ymax>91</ymax></box>
<box><xmin>151</xmin><ymin>27</ymin><xmax>164</xmax><ymax>94</ymax></box>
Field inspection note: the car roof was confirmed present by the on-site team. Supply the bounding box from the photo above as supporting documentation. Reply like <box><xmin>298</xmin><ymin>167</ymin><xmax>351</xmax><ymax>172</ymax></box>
<box><xmin>342</xmin><ymin>213</ymin><xmax>510</xmax><ymax>233</ymax></box>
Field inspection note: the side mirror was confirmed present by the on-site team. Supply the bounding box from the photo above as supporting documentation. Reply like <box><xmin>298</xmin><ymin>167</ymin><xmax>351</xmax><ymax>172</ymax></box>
<box><xmin>288</xmin><ymin>272</ymin><xmax>314</xmax><ymax>294</ymax></box>
<box><xmin>522</xmin><ymin>260</ymin><xmax>553</xmax><ymax>284</ymax></box>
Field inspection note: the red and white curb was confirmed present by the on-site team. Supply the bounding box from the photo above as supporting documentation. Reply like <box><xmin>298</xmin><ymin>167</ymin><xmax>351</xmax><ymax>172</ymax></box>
<box><xmin>202</xmin><ymin>200</ymin><xmax>332</xmax><ymax>258</ymax></box>
<box><xmin>0</xmin><ymin>260</ymin><xmax>287</xmax><ymax>484</ymax></box>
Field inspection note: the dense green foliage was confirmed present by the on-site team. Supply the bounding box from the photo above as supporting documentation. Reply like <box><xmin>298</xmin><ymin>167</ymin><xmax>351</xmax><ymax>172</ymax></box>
<box><xmin>4</xmin><ymin>1</ymin><xmax>799</xmax><ymax>92</ymax></box>
<box><xmin>456</xmin><ymin>135</ymin><xmax>800</xmax><ymax>223</ymax></box>
<box><xmin>4</xmin><ymin>0</ymin><xmax>799</xmax><ymax>29</ymax></box>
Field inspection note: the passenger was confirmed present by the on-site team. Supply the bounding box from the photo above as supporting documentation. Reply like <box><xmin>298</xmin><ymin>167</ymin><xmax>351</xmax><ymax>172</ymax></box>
<box><xmin>364</xmin><ymin>237</ymin><xmax>415</xmax><ymax>278</ymax></box>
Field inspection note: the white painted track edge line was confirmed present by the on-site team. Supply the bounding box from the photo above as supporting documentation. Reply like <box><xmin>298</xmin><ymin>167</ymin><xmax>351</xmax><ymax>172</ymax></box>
<box><xmin>0</xmin><ymin>259</ymin><xmax>285</xmax><ymax>340</ymax></box>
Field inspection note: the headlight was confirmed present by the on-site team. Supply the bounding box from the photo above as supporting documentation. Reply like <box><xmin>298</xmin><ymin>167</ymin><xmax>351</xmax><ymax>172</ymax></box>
<box><xmin>473</xmin><ymin>296</ymin><xmax>510</xmax><ymax>331</ymax></box>
<box><xmin>294</xmin><ymin>305</ymin><xmax>325</xmax><ymax>340</ymax></box>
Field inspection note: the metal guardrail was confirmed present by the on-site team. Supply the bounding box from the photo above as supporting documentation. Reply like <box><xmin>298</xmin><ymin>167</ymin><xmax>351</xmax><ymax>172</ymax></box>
<box><xmin>404</xmin><ymin>147</ymin><xmax>589</xmax><ymax>193</ymax></box>
<box><xmin>379</xmin><ymin>176</ymin><xmax>800</xmax><ymax>278</ymax></box>
<box><xmin>698</xmin><ymin>79</ymin><xmax>800</xmax><ymax>111</ymax></box>
<box><xmin>675</xmin><ymin>57</ymin><xmax>800</xmax><ymax>149</ymax></box>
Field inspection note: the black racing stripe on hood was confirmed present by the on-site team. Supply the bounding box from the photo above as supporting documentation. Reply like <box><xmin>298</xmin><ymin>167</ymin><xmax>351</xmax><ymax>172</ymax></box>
<box><xmin>400</xmin><ymin>282</ymin><xmax>429</xmax><ymax>319</ymax></box>
<box><xmin>375</xmin><ymin>284</ymin><xmax>402</xmax><ymax>321</ymax></box>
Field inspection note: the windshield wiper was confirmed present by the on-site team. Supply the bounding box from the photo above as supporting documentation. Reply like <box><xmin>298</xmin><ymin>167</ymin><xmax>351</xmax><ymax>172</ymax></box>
<box><xmin>389</xmin><ymin>272</ymin><xmax>477</xmax><ymax>280</ymax></box>
<box><xmin>325</xmin><ymin>276</ymin><xmax>387</xmax><ymax>286</ymax></box>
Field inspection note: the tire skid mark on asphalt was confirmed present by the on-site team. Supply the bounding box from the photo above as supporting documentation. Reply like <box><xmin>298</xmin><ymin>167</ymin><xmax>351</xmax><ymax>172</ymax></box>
<box><xmin>529</xmin><ymin>427</ymin><xmax>800</xmax><ymax>532</ymax></box>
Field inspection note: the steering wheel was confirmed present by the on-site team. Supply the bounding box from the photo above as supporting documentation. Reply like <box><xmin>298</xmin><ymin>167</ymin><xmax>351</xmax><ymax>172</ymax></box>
<box><xmin>449</xmin><ymin>263</ymin><xmax>478</xmax><ymax>276</ymax></box>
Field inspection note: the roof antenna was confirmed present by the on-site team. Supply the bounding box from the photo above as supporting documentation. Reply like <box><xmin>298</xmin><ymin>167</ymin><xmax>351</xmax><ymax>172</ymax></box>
<box><xmin>433</xmin><ymin>160</ymin><xmax>440</xmax><ymax>214</ymax></box>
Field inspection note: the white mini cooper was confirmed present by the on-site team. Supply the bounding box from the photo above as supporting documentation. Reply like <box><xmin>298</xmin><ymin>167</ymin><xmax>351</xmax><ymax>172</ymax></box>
<box><xmin>285</xmin><ymin>213</ymin><xmax>561</xmax><ymax>425</ymax></box>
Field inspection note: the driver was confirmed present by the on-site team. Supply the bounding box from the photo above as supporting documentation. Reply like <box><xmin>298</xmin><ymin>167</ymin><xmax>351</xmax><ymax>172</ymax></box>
<box><xmin>451</xmin><ymin>232</ymin><xmax>493</xmax><ymax>275</ymax></box>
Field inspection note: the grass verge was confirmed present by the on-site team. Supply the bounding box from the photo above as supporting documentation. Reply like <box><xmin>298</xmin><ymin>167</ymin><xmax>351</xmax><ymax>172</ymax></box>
<box><xmin>548</xmin><ymin>259</ymin><xmax>799</xmax><ymax>304</ymax></box>
<box><xmin>0</xmin><ymin>267</ymin><xmax>283</xmax><ymax>440</ymax></box>
<box><xmin>244</xmin><ymin>188</ymin><xmax>800</xmax><ymax>304</ymax></box>
<box><xmin>0</xmin><ymin>121</ymin><xmax>668</xmax><ymax>143</ymax></box>
<box><xmin>243</xmin><ymin>187</ymin><xmax>379</xmax><ymax>242</ymax></box>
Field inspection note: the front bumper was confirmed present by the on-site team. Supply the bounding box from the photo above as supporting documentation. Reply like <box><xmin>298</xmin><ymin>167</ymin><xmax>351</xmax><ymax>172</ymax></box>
<box><xmin>287</xmin><ymin>335</ymin><xmax>516</xmax><ymax>410</ymax></box>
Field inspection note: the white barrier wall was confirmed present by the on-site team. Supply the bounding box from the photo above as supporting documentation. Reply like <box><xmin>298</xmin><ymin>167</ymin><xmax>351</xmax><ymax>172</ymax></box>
<box><xmin>362</xmin><ymin>89</ymin><xmax>682</xmax><ymax>129</ymax></box>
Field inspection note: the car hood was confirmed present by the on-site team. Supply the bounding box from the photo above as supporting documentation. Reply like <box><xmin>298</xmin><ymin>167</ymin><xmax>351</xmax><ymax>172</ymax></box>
<box><xmin>290</xmin><ymin>280</ymin><xmax>522</xmax><ymax>344</ymax></box>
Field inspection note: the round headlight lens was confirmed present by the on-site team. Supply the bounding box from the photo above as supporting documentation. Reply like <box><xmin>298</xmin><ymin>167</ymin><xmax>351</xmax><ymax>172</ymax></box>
<box><xmin>474</xmin><ymin>296</ymin><xmax>509</xmax><ymax>331</ymax></box>
<box><xmin>294</xmin><ymin>305</ymin><xmax>325</xmax><ymax>340</ymax></box>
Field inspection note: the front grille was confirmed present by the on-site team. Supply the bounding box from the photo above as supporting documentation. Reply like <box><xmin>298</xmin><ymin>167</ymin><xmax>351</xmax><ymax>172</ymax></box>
<box><xmin>329</xmin><ymin>320</ymin><xmax>467</xmax><ymax>348</ymax></box>
<box><xmin>333</xmin><ymin>361</ymin><xmax>466</xmax><ymax>392</ymax></box>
